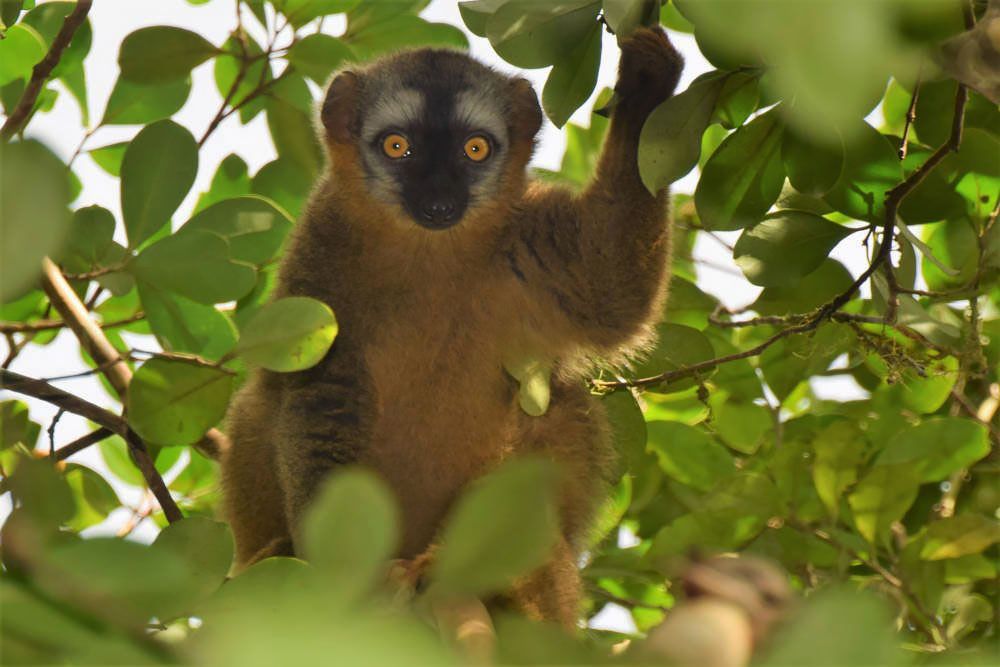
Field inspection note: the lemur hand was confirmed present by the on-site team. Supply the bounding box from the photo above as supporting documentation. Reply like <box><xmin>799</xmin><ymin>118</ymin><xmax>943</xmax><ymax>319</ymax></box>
<box><xmin>614</xmin><ymin>27</ymin><xmax>683</xmax><ymax>116</ymax></box>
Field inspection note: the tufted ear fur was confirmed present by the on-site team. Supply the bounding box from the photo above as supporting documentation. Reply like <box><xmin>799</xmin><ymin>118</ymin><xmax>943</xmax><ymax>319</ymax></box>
<box><xmin>508</xmin><ymin>77</ymin><xmax>543</xmax><ymax>143</ymax></box>
<box><xmin>321</xmin><ymin>70</ymin><xmax>361</xmax><ymax>144</ymax></box>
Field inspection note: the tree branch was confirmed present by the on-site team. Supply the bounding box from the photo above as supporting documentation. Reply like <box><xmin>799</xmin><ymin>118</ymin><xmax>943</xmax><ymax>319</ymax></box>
<box><xmin>593</xmin><ymin>76</ymin><xmax>971</xmax><ymax>393</ymax></box>
<box><xmin>0</xmin><ymin>369</ymin><xmax>182</xmax><ymax>522</ymax></box>
<box><xmin>52</xmin><ymin>426</ymin><xmax>114</xmax><ymax>462</ymax></box>
<box><xmin>39</xmin><ymin>259</ymin><xmax>227</xmax><ymax>460</ymax></box>
<box><xmin>0</xmin><ymin>1</ymin><xmax>93</xmax><ymax>141</ymax></box>
<box><xmin>0</xmin><ymin>312</ymin><xmax>145</xmax><ymax>335</ymax></box>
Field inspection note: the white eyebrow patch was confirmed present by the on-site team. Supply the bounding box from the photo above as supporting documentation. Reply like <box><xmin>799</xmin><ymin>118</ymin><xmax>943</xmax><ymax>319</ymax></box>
<box><xmin>455</xmin><ymin>90</ymin><xmax>507</xmax><ymax>143</ymax></box>
<box><xmin>361</xmin><ymin>88</ymin><xmax>425</xmax><ymax>141</ymax></box>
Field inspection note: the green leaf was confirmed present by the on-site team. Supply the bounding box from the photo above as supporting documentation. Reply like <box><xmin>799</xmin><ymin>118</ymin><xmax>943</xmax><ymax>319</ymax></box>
<box><xmin>712</xmin><ymin>70</ymin><xmax>759</xmax><ymax>130</ymax></box>
<box><xmin>458</xmin><ymin>0</ymin><xmax>506</xmax><ymax>36</ymax></box>
<box><xmin>0</xmin><ymin>400</ymin><xmax>37</xmax><ymax>450</ymax></box>
<box><xmin>0</xmin><ymin>140</ymin><xmax>71</xmax><ymax>301</ymax></box>
<box><xmin>812</xmin><ymin>420</ymin><xmax>868</xmax><ymax>518</ymax></box>
<box><xmin>236</xmin><ymin>297</ymin><xmax>338</xmax><ymax>372</ymax></box>
<box><xmin>98</xmin><ymin>435</ymin><xmax>183</xmax><ymax>487</ymax></box>
<box><xmin>759</xmin><ymin>588</ymin><xmax>903</xmax><ymax>667</ymax></box>
<box><xmin>899</xmin><ymin>356</ymin><xmax>959</xmax><ymax>414</ymax></box>
<box><xmin>88</xmin><ymin>141</ymin><xmax>128</xmax><ymax>177</ymax></box>
<box><xmin>753</xmin><ymin>258</ymin><xmax>853</xmax><ymax>316</ymax></box>
<box><xmin>214</xmin><ymin>35</ymin><xmax>270</xmax><ymax>123</ymax></box>
<box><xmin>430</xmin><ymin>458</ymin><xmax>560</xmax><ymax>597</ymax></box>
<box><xmin>708</xmin><ymin>396</ymin><xmax>771</xmax><ymax>455</ymax></box>
<box><xmin>638</xmin><ymin>72</ymin><xmax>727</xmax><ymax>193</ymax></box>
<box><xmin>101</xmin><ymin>75</ymin><xmax>191</xmax><ymax>125</ymax></box>
<box><xmin>118</xmin><ymin>26</ymin><xmax>218</xmax><ymax>83</ymax></box>
<box><xmin>921</xmin><ymin>515</ymin><xmax>1000</xmax><ymax>561</ymax></box>
<box><xmin>486</xmin><ymin>1</ymin><xmax>600</xmax><ymax>69</ymax></box>
<box><xmin>733</xmin><ymin>211</ymin><xmax>853</xmax><ymax>287</ymax></box>
<box><xmin>22</xmin><ymin>2</ymin><xmax>91</xmax><ymax>76</ymax></box>
<box><xmin>287</xmin><ymin>34</ymin><xmax>355</xmax><ymax>85</ymax></box>
<box><xmin>278</xmin><ymin>0</ymin><xmax>361</xmax><ymax>27</ymax></box>
<box><xmin>694</xmin><ymin>107</ymin><xmax>784</xmax><ymax>231</ymax></box>
<box><xmin>848</xmin><ymin>463</ymin><xmax>920</xmax><ymax>544</ymax></box>
<box><xmin>62</xmin><ymin>205</ymin><xmax>115</xmax><ymax>270</ymax></box>
<box><xmin>194</xmin><ymin>154</ymin><xmax>252</xmax><ymax>213</ymax></box>
<box><xmin>346</xmin><ymin>14</ymin><xmax>468</xmax><ymax>60</ymax></box>
<box><xmin>630</xmin><ymin>323</ymin><xmax>716</xmax><ymax>393</ymax></box>
<box><xmin>131</xmin><ymin>230</ymin><xmax>257</xmax><ymax>305</ymax></box>
<box><xmin>782</xmin><ymin>127</ymin><xmax>844</xmax><ymax>197</ymax></box>
<box><xmin>822</xmin><ymin>122</ymin><xmax>902</xmax><ymax>223</ymax></box>
<box><xmin>251</xmin><ymin>158</ymin><xmax>312</xmax><ymax>219</ymax></box>
<box><xmin>138</xmin><ymin>283</ymin><xmax>238</xmax><ymax>360</ymax></box>
<box><xmin>120</xmin><ymin>120</ymin><xmax>199</xmax><ymax>247</ymax></box>
<box><xmin>541</xmin><ymin>18</ymin><xmax>601</xmax><ymax>128</ymax></box>
<box><xmin>63</xmin><ymin>464</ymin><xmax>120</xmax><ymax>531</ymax></box>
<box><xmin>601</xmin><ymin>390</ymin><xmax>647</xmax><ymax>472</ymax></box>
<box><xmin>300</xmin><ymin>469</ymin><xmax>398</xmax><ymax>597</ymax></box>
<box><xmin>646</xmin><ymin>421</ymin><xmax>734</xmax><ymax>492</ymax></box>
<box><xmin>876</xmin><ymin>417</ymin><xmax>989</xmax><ymax>483</ymax></box>
<box><xmin>0</xmin><ymin>24</ymin><xmax>45</xmax><ymax>87</ymax></box>
<box><xmin>1</xmin><ymin>0</ymin><xmax>23</xmax><ymax>27</ymax></box>
<box><xmin>265</xmin><ymin>92</ymin><xmax>321</xmax><ymax>179</ymax></box>
<box><xmin>759</xmin><ymin>323</ymin><xmax>853</xmax><ymax>400</ymax></box>
<box><xmin>602</xmin><ymin>0</ymin><xmax>658</xmax><ymax>38</ymax></box>
<box><xmin>152</xmin><ymin>517</ymin><xmax>234</xmax><ymax>618</ymax></box>
<box><xmin>920</xmin><ymin>221</ymin><xmax>978</xmax><ymax>291</ymax></box>
<box><xmin>127</xmin><ymin>358</ymin><xmax>233</xmax><ymax>446</ymax></box>
<box><xmin>183</xmin><ymin>195</ymin><xmax>293</xmax><ymax>265</ymax></box>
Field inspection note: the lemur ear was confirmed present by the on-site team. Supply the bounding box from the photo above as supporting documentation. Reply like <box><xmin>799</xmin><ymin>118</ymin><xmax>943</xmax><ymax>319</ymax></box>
<box><xmin>321</xmin><ymin>70</ymin><xmax>361</xmax><ymax>144</ymax></box>
<box><xmin>509</xmin><ymin>77</ymin><xmax>542</xmax><ymax>142</ymax></box>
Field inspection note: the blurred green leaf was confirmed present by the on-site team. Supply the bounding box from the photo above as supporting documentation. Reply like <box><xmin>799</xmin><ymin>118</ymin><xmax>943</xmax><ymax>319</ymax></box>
<box><xmin>646</xmin><ymin>420</ymin><xmax>734</xmax><ymax>491</ymax></box>
<box><xmin>0</xmin><ymin>140</ymin><xmax>71</xmax><ymax>301</ymax></box>
<box><xmin>277</xmin><ymin>0</ymin><xmax>361</xmax><ymax>27</ymax></box>
<box><xmin>138</xmin><ymin>283</ymin><xmax>239</xmax><ymax>360</ymax></box>
<box><xmin>127</xmin><ymin>358</ymin><xmax>233</xmax><ymax>446</ymax></box>
<box><xmin>0</xmin><ymin>400</ymin><xmax>38</xmax><ymax>450</ymax></box>
<box><xmin>251</xmin><ymin>157</ymin><xmax>311</xmax><ymax>219</ymax></box>
<box><xmin>921</xmin><ymin>515</ymin><xmax>1000</xmax><ymax>561</ymax></box>
<box><xmin>62</xmin><ymin>205</ymin><xmax>115</xmax><ymax>271</ymax></box>
<box><xmin>812</xmin><ymin>420</ymin><xmax>867</xmax><ymax>518</ymax></box>
<box><xmin>120</xmin><ymin>120</ymin><xmax>198</xmax><ymax>247</ymax></box>
<box><xmin>602</xmin><ymin>0</ymin><xmax>658</xmax><ymax>38</ymax></box>
<box><xmin>753</xmin><ymin>259</ymin><xmax>854</xmax><ymax>316</ymax></box>
<box><xmin>63</xmin><ymin>464</ymin><xmax>120</xmax><ymax>531</ymax></box>
<box><xmin>214</xmin><ymin>34</ymin><xmax>270</xmax><ymax>123</ymax></box>
<box><xmin>458</xmin><ymin>0</ymin><xmax>506</xmax><ymax>36</ymax></box>
<box><xmin>151</xmin><ymin>517</ymin><xmax>234</xmax><ymax>618</ymax></box>
<box><xmin>287</xmin><ymin>34</ymin><xmax>355</xmax><ymax>85</ymax></box>
<box><xmin>708</xmin><ymin>396</ymin><xmax>771</xmax><ymax>455</ymax></box>
<box><xmin>431</xmin><ymin>458</ymin><xmax>560</xmax><ymax>597</ymax></box>
<box><xmin>734</xmin><ymin>211</ymin><xmax>854</xmax><ymax>287</ymax></box>
<box><xmin>848</xmin><ymin>463</ymin><xmax>920</xmax><ymax>544</ymax></box>
<box><xmin>300</xmin><ymin>469</ymin><xmax>398</xmax><ymax>598</ymax></box>
<box><xmin>601</xmin><ymin>389</ymin><xmax>647</xmax><ymax>472</ymax></box>
<box><xmin>0</xmin><ymin>24</ymin><xmax>45</xmax><ymax>87</ymax></box>
<box><xmin>118</xmin><ymin>26</ymin><xmax>218</xmax><ymax>83</ymax></box>
<box><xmin>236</xmin><ymin>296</ymin><xmax>338</xmax><ymax>372</ymax></box>
<box><xmin>631</xmin><ymin>322</ymin><xmax>716</xmax><ymax>392</ymax></box>
<box><xmin>88</xmin><ymin>141</ymin><xmax>128</xmax><ymax>177</ymax></box>
<box><xmin>712</xmin><ymin>70</ymin><xmax>759</xmax><ymax>130</ymax></box>
<box><xmin>195</xmin><ymin>154</ymin><xmax>251</xmax><ymax>213</ymax></box>
<box><xmin>782</xmin><ymin>127</ymin><xmax>844</xmax><ymax>197</ymax></box>
<box><xmin>876</xmin><ymin>417</ymin><xmax>989</xmax><ymax>483</ymax></box>
<box><xmin>346</xmin><ymin>14</ymin><xmax>468</xmax><ymax>59</ymax></box>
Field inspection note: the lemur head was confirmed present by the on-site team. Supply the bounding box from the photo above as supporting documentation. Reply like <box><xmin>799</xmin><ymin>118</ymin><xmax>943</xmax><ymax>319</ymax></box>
<box><xmin>320</xmin><ymin>49</ymin><xmax>543</xmax><ymax>231</ymax></box>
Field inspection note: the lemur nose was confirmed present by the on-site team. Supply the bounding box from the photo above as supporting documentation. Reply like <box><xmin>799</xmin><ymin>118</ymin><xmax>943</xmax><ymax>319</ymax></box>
<box><xmin>422</xmin><ymin>201</ymin><xmax>456</xmax><ymax>223</ymax></box>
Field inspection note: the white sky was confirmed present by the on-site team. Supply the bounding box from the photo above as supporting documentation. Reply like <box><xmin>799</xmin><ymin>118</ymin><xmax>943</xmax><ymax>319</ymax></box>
<box><xmin>1</xmin><ymin>0</ymin><xmax>870</xmax><ymax>631</ymax></box>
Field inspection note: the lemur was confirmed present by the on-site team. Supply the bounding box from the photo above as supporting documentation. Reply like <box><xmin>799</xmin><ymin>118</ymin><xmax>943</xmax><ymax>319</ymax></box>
<box><xmin>222</xmin><ymin>27</ymin><xmax>682</xmax><ymax>627</ymax></box>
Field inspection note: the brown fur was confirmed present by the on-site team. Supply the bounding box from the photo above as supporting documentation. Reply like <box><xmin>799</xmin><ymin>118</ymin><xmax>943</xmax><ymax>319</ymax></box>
<box><xmin>221</xmin><ymin>28</ymin><xmax>682</xmax><ymax>627</ymax></box>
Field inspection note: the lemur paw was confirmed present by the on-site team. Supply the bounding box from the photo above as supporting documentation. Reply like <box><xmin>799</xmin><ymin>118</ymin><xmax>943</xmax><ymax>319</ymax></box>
<box><xmin>615</xmin><ymin>27</ymin><xmax>683</xmax><ymax>111</ymax></box>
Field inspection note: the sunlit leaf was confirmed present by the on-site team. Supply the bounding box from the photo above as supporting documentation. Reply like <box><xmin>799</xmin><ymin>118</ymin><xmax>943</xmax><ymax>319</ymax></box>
<box><xmin>921</xmin><ymin>515</ymin><xmax>1000</xmax><ymax>561</ymax></box>
<box><xmin>236</xmin><ymin>297</ymin><xmax>338</xmax><ymax>372</ymax></box>
<box><xmin>734</xmin><ymin>211</ymin><xmax>854</xmax><ymax>287</ymax></box>
<box><xmin>118</xmin><ymin>26</ymin><xmax>218</xmax><ymax>83</ymax></box>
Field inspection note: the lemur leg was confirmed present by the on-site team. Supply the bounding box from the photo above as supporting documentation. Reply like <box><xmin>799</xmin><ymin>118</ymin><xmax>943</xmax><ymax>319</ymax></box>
<box><xmin>221</xmin><ymin>375</ymin><xmax>292</xmax><ymax>570</ymax></box>
<box><xmin>273</xmin><ymin>347</ymin><xmax>373</xmax><ymax>548</ymax></box>
<box><xmin>503</xmin><ymin>382</ymin><xmax>616</xmax><ymax>627</ymax></box>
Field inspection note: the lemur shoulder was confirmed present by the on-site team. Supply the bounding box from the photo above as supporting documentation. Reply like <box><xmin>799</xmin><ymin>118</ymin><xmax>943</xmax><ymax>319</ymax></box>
<box><xmin>222</xmin><ymin>27</ymin><xmax>683</xmax><ymax>627</ymax></box>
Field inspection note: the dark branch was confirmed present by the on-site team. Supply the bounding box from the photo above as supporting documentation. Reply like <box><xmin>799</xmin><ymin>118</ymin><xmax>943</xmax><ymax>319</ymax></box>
<box><xmin>52</xmin><ymin>427</ymin><xmax>115</xmax><ymax>461</ymax></box>
<box><xmin>0</xmin><ymin>1</ymin><xmax>93</xmax><ymax>141</ymax></box>
<box><xmin>0</xmin><ymin>369</ymin><xmax>182</xmax><ymax>522</ymax></box>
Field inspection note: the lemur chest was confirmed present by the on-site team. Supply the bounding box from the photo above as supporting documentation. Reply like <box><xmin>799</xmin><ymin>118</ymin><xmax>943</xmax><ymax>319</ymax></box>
<box><xmin>357</xmin><ymin>288</ymin><xmax>525</xmax><ymax>556</ymax></box>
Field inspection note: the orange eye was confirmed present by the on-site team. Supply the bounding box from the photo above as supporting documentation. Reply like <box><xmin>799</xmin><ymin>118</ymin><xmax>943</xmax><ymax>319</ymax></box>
<box><xmin>382</xmin><ymin>133</ymin><xmax>410</xmax><ymax>159</ymax></box>
<box><xmin>464</xmin><ymin>135</ymin><xmax>491</xmax><ymax>162</ymax></box>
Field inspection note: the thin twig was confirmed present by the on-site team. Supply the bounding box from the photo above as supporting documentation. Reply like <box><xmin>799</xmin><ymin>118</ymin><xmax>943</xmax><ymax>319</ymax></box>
<box><xmin>51</xmin><ymin>427</ymin><xmax>115</xmax><ymax>462</ymax></box>
<box><xmin>0</xmin><ymin>1</ymin><xmax>93</xmax><ymax>140</ymax></box>
<box><xmin>0</xmin><ymin>369</ymin><xmax>182</xmax><ymax>522</ymax></box>
<box><xmin>0</xmin><ymin>312</ymin><xmax>145</xmax><ymax>334</ymax></box>
<box><xmin>47</xmin><ymin>409</ymin><xmax>65</xmax><ymax>457</ymax></box>
<box><xmin>898</xmin><ymin>76</ymin><xmax>920</xmax><ymax>160</ymax></box>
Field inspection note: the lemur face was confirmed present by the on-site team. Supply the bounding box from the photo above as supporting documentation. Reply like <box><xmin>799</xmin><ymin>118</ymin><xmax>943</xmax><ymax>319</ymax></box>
<box><xmin>351</xmin><ymin>51</ymin><xmax>521</xmax><ymax>230</ymax></box>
